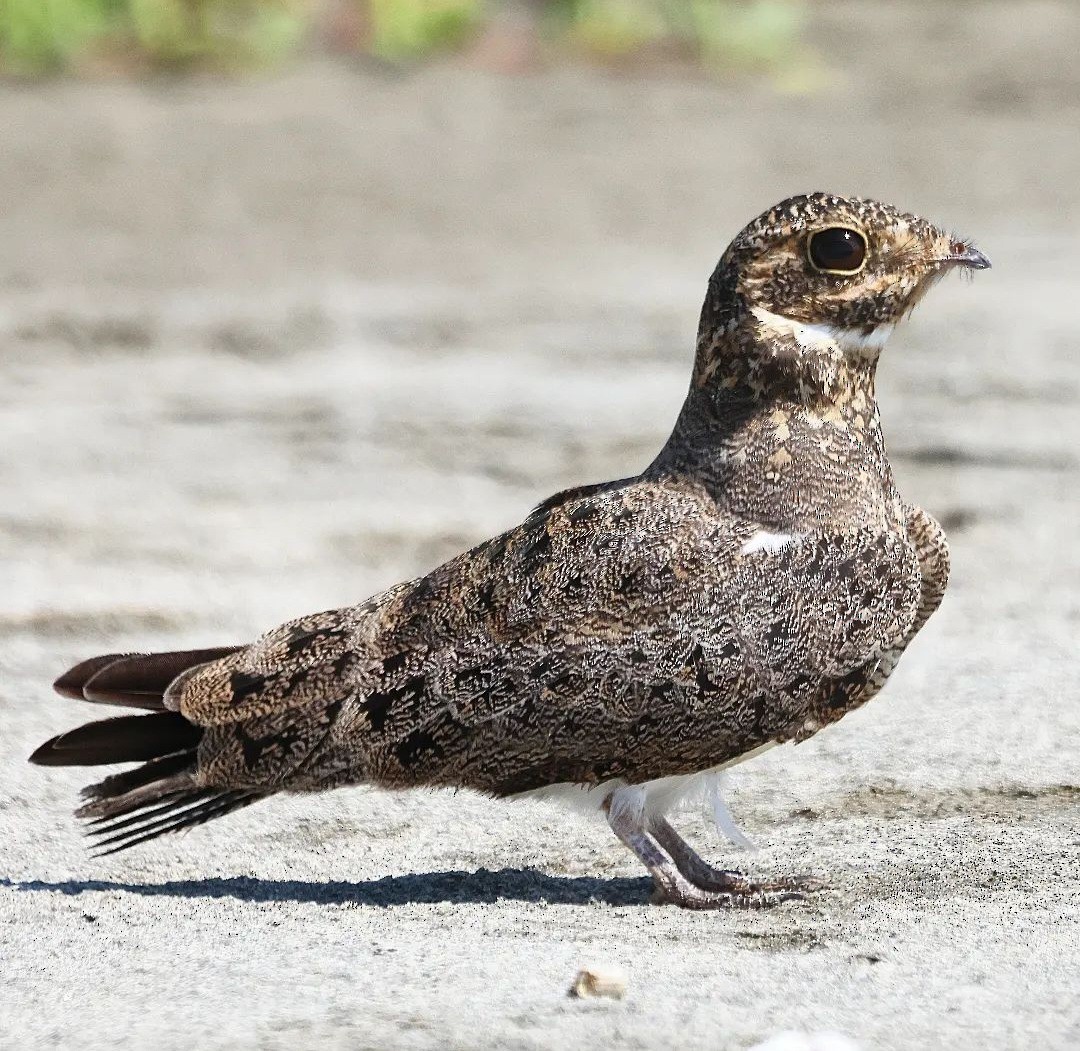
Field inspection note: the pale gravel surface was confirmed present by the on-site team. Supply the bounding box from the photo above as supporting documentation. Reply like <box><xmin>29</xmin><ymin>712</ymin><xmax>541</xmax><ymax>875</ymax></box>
<box><xmin>1</xmin><ymin>3</ymin><xmax>1079</xmax><ymax>1049</ymax></box>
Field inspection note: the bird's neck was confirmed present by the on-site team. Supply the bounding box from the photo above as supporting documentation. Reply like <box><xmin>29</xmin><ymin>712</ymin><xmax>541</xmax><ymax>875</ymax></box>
<box><xmin>648</xmin><ymin>315</ymin><xmax>902</xmax><ymax>531</ymax></box>
<box><xmin>694</xmin><ymin>303</ymin><xmax>893</xmax><ymax>400</ymax></box>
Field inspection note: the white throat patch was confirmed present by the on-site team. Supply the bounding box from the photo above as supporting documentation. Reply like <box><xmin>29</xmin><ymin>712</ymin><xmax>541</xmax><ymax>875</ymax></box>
<box><xmin>751</xmin><ymin>306</ymin><xmax>894</xmax><ymax>355</ymax></box>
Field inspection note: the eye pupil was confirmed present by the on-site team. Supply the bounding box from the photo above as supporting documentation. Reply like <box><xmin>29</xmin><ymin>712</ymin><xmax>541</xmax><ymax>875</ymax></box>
<box><xmin>809</xmin><ymin>228</ymin><xmax>867</xmax><ymax>273</ymax></box>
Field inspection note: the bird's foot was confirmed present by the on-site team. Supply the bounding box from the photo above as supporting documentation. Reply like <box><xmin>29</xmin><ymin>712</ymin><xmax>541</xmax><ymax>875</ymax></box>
<box><xmin>605</xmin><ymin>795</ymin><xmax>823</xmax><ymax>910</ymax></box>
<box><xmin>667</xmin><ymin>854</ymin><xmax>826</xmax><ymax>898</ymax></box>
<box><xmin>645</xmin><ymin>813</ymin><xmax>825</xmax><ymax>906</ymax></box>
<box><xmin>649</xmin><ymin>870</ymin><xmax>820</xmax><ymax>910</ymax></box>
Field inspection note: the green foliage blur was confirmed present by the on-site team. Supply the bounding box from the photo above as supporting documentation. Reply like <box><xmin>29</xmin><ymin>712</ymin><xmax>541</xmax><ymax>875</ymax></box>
<box><xmin>0</xmin><ymin>0</ymin><xmax>803</xmax><ymax>75</ymax></box>
<box><xmin>550</xmin><ymin>0</ymin><xmax>802</xmax><ymax>69</ymax></box>
<box><xmin>0</xmin><ymin>0</ymin><xmax>307</xmax><ymax>71</ymax></box>
<box><xmin>366</xmin><ymin>0</ymin><xmax>479</xmax><ymax>60</ymax></box>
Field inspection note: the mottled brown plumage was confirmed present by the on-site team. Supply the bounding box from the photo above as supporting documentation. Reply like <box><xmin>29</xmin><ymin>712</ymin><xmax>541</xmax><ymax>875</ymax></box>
<box><xmin>31</xmin><ymin>193</ymin><xmax>989</xmax><ymax>908</ymax></box>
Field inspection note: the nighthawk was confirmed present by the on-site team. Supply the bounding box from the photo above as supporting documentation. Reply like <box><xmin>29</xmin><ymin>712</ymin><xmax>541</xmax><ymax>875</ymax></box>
<box><xmin>31</xmin><ymin>193</ymin><xmax>989</xmax><ymax>909</ymax></box>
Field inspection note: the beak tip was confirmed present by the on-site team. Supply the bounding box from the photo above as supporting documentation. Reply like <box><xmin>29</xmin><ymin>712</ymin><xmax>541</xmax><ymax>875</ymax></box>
<box><xmin>949</xmin><ymin>241</ymin><xmax>991</xmax><ymax>271</ymax></box>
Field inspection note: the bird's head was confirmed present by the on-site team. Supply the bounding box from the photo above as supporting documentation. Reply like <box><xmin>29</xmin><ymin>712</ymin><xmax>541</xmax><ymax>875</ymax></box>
<box><xmin>695</xmin><ymin>193</ymin><xmax>990</xmax><ymax>396</ymax></box>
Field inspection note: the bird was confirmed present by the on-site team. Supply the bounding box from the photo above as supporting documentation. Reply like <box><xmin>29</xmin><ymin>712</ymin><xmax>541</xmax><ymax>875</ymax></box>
<box><xmin>30</xmin><ymin>193</ymin><xmax>990</xmax><ymax>910</ymax></box>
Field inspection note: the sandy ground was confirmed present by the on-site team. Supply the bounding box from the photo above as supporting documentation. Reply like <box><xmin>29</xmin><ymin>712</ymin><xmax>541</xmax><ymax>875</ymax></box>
<box><xmin>1</xmin><ymin>3</ymin><xmax>1079</xmax><ymax>1048</ymax></box>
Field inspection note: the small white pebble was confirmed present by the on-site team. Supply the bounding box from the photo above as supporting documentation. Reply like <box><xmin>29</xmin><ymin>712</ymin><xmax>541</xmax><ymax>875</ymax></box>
<box><xmin>568</xmin><ymin>966</ymin><xmax>627</xmax><ymax>1000</ymax></box>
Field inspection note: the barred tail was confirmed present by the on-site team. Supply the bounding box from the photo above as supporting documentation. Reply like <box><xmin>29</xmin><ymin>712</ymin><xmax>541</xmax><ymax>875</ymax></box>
<box><xmin>30</xmin><ymin>647</ymin><xmax>260</xmax><ymax>855</ymax></box>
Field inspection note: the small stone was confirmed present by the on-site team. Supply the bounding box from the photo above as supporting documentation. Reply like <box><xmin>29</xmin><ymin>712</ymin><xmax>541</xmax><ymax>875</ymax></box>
<box><xmin>568</xmin><ymin>966</ymin><xmax>627</xmax><ymax>1000</ymax></box>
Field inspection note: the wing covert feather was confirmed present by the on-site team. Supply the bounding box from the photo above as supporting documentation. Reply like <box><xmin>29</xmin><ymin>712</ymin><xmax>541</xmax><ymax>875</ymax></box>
<box><xmin>173</xmin><ymin>482</ymin><xmax>921</xmax><ymax>794</ymax></box>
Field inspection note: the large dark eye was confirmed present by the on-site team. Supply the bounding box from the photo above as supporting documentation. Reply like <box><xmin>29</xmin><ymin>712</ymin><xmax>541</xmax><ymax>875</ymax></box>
<box><xmin>807</xmin><ymin>227</ymin><xmax>867</xmax><ymax>274</ymax></box>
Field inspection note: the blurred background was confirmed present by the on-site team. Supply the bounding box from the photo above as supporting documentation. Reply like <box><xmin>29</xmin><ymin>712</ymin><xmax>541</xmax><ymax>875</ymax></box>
<box><xmin>0</xmin><ymin>0</ymin><xmax>1076</xmax><ymax>635</ymax></box>
<box><xmin>1</xmin><ymin>3</ymin><xmax>1078</xmax><ymax>1049</ymax></box>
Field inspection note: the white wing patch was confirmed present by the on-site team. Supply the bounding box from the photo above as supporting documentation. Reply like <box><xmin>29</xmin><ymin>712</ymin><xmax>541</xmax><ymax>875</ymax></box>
<box><xmin>741</xmin><ymin>529</ymin><xmax>801</xmax><ymax>555</ymax></box>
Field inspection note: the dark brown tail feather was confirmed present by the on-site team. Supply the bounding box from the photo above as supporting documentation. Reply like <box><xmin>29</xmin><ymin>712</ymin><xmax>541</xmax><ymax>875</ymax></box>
<box><xmin>29</xmin><ymin>712</ymin><xmax>201</xmax><ymax>766</ymax></box>
<box><xmin>32</xmin><ymin>646</ymin><xmax>259</xmax><ymax>853</ymax></box>
<box><xmin>84</xmin><ymin>788</ymin><xmax>261</xmax><ymax>857</ymax></box>
<box><xmin>53</xmin><ymin>646</ymin><xmax>242</xmax><ymax>709</ymax></box>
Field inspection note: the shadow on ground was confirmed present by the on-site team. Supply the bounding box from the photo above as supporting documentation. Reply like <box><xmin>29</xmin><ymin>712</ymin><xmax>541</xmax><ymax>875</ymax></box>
<box><xmin>2</xmin><ymin>868</ymin><xmax>652</xmax><ymax>907</ymax></box>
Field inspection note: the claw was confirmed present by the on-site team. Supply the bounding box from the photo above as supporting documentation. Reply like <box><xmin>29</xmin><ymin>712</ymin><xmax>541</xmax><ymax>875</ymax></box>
<box><xmin>650</xmin><ymin>879</ymin><xmax>810</xmax><ymax>910</ymax></box>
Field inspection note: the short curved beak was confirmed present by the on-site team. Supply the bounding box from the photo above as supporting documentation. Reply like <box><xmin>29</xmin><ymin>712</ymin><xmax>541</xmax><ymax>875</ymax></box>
<box><xmin>945</xmin><ymin>241</ymin><xmax>991</xmax><ymax>270</ymax></box>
